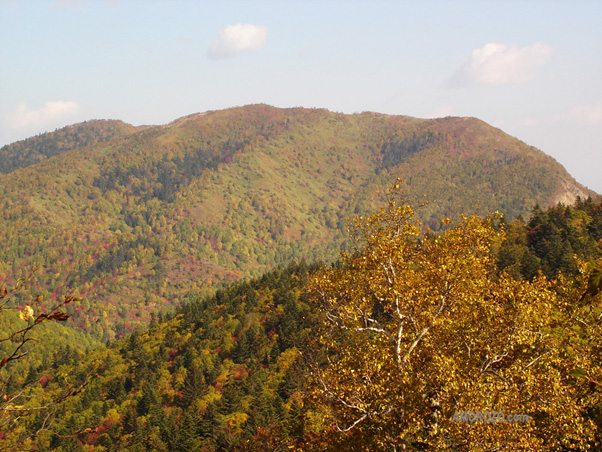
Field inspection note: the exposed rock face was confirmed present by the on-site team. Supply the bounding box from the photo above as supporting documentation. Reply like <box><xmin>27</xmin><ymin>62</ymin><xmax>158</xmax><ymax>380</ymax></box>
<box><xmin>552</xmin><ymin>176</ymin><xmax>597</xmax><ymax>206</ymax></box>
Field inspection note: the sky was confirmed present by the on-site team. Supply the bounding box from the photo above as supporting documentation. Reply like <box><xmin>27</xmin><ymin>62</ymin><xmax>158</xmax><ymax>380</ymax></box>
<box><xmin>1</xmin><ymin>0</ymin><xmax>601</xmax><ymax>193</ymax></box>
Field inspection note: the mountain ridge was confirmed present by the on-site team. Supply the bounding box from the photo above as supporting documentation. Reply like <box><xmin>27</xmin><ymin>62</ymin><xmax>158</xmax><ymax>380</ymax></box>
<box><xmin>1</xmin><ymin>105</ymin><xmax>595</xmax><ymax>199</ymax></box>
<box><xmin>0</xmin><ymin>119</ymin><xmax>141</xmax><ymax>174</ymax></box>
<box><xmin>0</xmin><ymin>104</ymin><xmax>597</xmax><ymax>342</ymax></box>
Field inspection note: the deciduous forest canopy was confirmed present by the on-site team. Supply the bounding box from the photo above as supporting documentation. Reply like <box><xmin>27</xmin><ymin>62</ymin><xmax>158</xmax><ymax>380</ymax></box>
<box><xmin>1</xmin><ymin>106</ymin><xmax>601</xmax><ymax>451</ymax></box>
<box><xmin>0</xmin><ymin>106</ymin><xmax>593</xmax><ymax>343</ymax></box>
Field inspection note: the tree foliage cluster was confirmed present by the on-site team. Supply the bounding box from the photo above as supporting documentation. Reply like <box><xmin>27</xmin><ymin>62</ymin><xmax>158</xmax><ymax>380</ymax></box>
<box><xmin>498</xmin><ymin>197</ymin><xmax>602</xmax><ymax>279</ymax></box>
<box><xmin>8</xmin><ymin>189</ymin><xmax>602</xmax><ymax>451</ymax></box>
<box><xmin>15</xmin><ymin>263</ymin><xmax>315</xmax><ymax>451</ymax></box>
<box><xmin>308</xmin><ymin>185</ymin><xmax>602</xmax><ymax>450</ymax></box>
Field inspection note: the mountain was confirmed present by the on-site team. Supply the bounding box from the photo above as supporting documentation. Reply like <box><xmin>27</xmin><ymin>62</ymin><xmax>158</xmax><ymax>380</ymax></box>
<box><xmin>0</xmin><ymin>104</ymin><xmax>596</xmax><ymax>343</ymax></box>
<box><xmin>0</xmin><ymin>119</ymin><xmax>139</xmax><ymax>174</ymax></box>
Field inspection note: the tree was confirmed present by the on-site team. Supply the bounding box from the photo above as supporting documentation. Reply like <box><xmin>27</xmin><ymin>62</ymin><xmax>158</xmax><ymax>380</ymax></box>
<box><xmin>0</xmin><ymin>269</ymin><xmax>92</xmax><ymax>451</ymax></box>
<box><xmin>308</xmin><ymin>183</ymin><xmax>601</xmax><ymax>451</ymax></box>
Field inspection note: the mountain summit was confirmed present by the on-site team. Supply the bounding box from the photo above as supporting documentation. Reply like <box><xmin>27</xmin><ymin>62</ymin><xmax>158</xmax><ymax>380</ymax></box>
<box><xmin>0</xmin><ymin>105</ymin><xmax>595</xmax><ymax>340</ymax></box>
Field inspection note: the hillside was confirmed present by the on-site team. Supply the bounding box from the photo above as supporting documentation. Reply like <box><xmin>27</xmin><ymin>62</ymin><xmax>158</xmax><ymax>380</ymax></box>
<box><xmin>0</xmin><ymin>120</ymin><xmax>139</xmax><ymax>174</ymax></box>
<box><xmin>0</xmin><ymin>105</ymin><xmax>596</xmax><ymax>343</ymax></box>
<box><xmin>9</xmin><ymin>197</ymin><xmax>602</xmax><ymax>451</ymax></box>
<box><xmin>25</xmin><ymin>262</ymin><xmax>315</xmax><ymax>451</ymax></box>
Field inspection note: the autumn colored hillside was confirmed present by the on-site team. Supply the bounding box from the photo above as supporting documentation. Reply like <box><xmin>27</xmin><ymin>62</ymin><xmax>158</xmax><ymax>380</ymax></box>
<box><xmin>0</xmin><ymin>105</ymin><xmax>596</xmax><ymax>344</ymax></box>
<box><xmin>5</xmin><ymin>195</ymin><xmax>601</xmax><ymax>451</ymax></box>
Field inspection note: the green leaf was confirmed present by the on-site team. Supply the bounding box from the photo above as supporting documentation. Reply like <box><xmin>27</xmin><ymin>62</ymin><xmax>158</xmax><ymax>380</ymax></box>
<box><xmin>570</xmin><ymin>368</ymin><xmax>587</xmax><ymax>378</ymax></box>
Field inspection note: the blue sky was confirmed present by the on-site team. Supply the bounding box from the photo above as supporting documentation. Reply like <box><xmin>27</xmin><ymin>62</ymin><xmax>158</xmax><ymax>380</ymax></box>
<box><xmin>1</xmin><ymin>0</ymin><xmax>601</xmax><ymax>192</ymax></box>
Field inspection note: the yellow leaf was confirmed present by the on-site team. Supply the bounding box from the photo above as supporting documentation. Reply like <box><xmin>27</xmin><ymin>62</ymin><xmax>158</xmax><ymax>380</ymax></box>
<box><xmin>19</xmin><ymin>305</ymin><xmax>34</xmax><ymax>322</ymax></box>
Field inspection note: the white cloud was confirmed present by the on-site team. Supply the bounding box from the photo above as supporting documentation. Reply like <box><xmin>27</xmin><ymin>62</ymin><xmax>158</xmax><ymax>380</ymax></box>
<box><xmin>5</xmin><ymin>101</ymin><xmax>80</xmax><ymax>131</ymax></box>
<box><xmin>449</xmin><ymin>42</ymin><xmax>552</xmax><ymax>87</ymax></box>
<box><xmin>208</xmin><ymin>24</ymin><xmax>268</xmax><ymax>60</ymax></box>
<box><xmin>568</xmin><ymin>104</ymin><xmax>602</xmax><ymax>125</ymax></box>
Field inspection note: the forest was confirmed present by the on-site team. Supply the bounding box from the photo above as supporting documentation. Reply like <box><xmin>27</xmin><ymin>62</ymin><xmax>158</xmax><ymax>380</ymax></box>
<box><xmin>1</xmin><ymin>185</ymin><xmax>601</xmax><ymax>451</ymax></box>
<box><xmin>0</xmin><ymin>105</ymin><xmax>593</xmax><ymax>344</ymax></box>
<box><xmin>0</xmin><ymin>106</ymin><xmax>601</xmax><ymax>450</ymax></box>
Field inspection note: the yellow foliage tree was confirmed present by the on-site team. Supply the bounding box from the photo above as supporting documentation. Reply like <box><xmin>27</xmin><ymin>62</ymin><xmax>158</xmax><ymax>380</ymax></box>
<box><xmin>308</xmin><ymin>183</ymin><xmax>601</xmax><ymax>451</ymax></box>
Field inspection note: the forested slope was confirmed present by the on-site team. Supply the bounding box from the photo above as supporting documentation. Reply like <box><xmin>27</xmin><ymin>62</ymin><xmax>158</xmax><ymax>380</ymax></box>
<box><xmin>0</xmin><ymin>120</ymin><xmax>138</xmax><ymax>174</ymax></box>
<box><xmin>498</xmin><ymin>196</ymin><xmax>602</xmax><ymax>279</ymax></box>
<box><xmin>13</xmin><ymin>262</ymin><xmax>315</xmax><ymax>451</ymax></box>
<box><xmin>7</xmin><ymin>196</ymin><xmax>602</xmax><ymax>451</ymax></box>
<box><xmin>0</xmin><ymin>105</ymin><xmax>595</xmax><ymax>344</ymax></box>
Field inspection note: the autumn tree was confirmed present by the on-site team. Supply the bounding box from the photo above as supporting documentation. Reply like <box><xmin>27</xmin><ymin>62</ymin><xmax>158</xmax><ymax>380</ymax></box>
<box><xmin>0</xmin><ymin>270</ymin><xmax>93</xmax><ymax>451</ymax></box>
<box><xmin>308</xmin><ymin>183</ymin><xmax>602</xmax><ymax>451</ymax></box>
